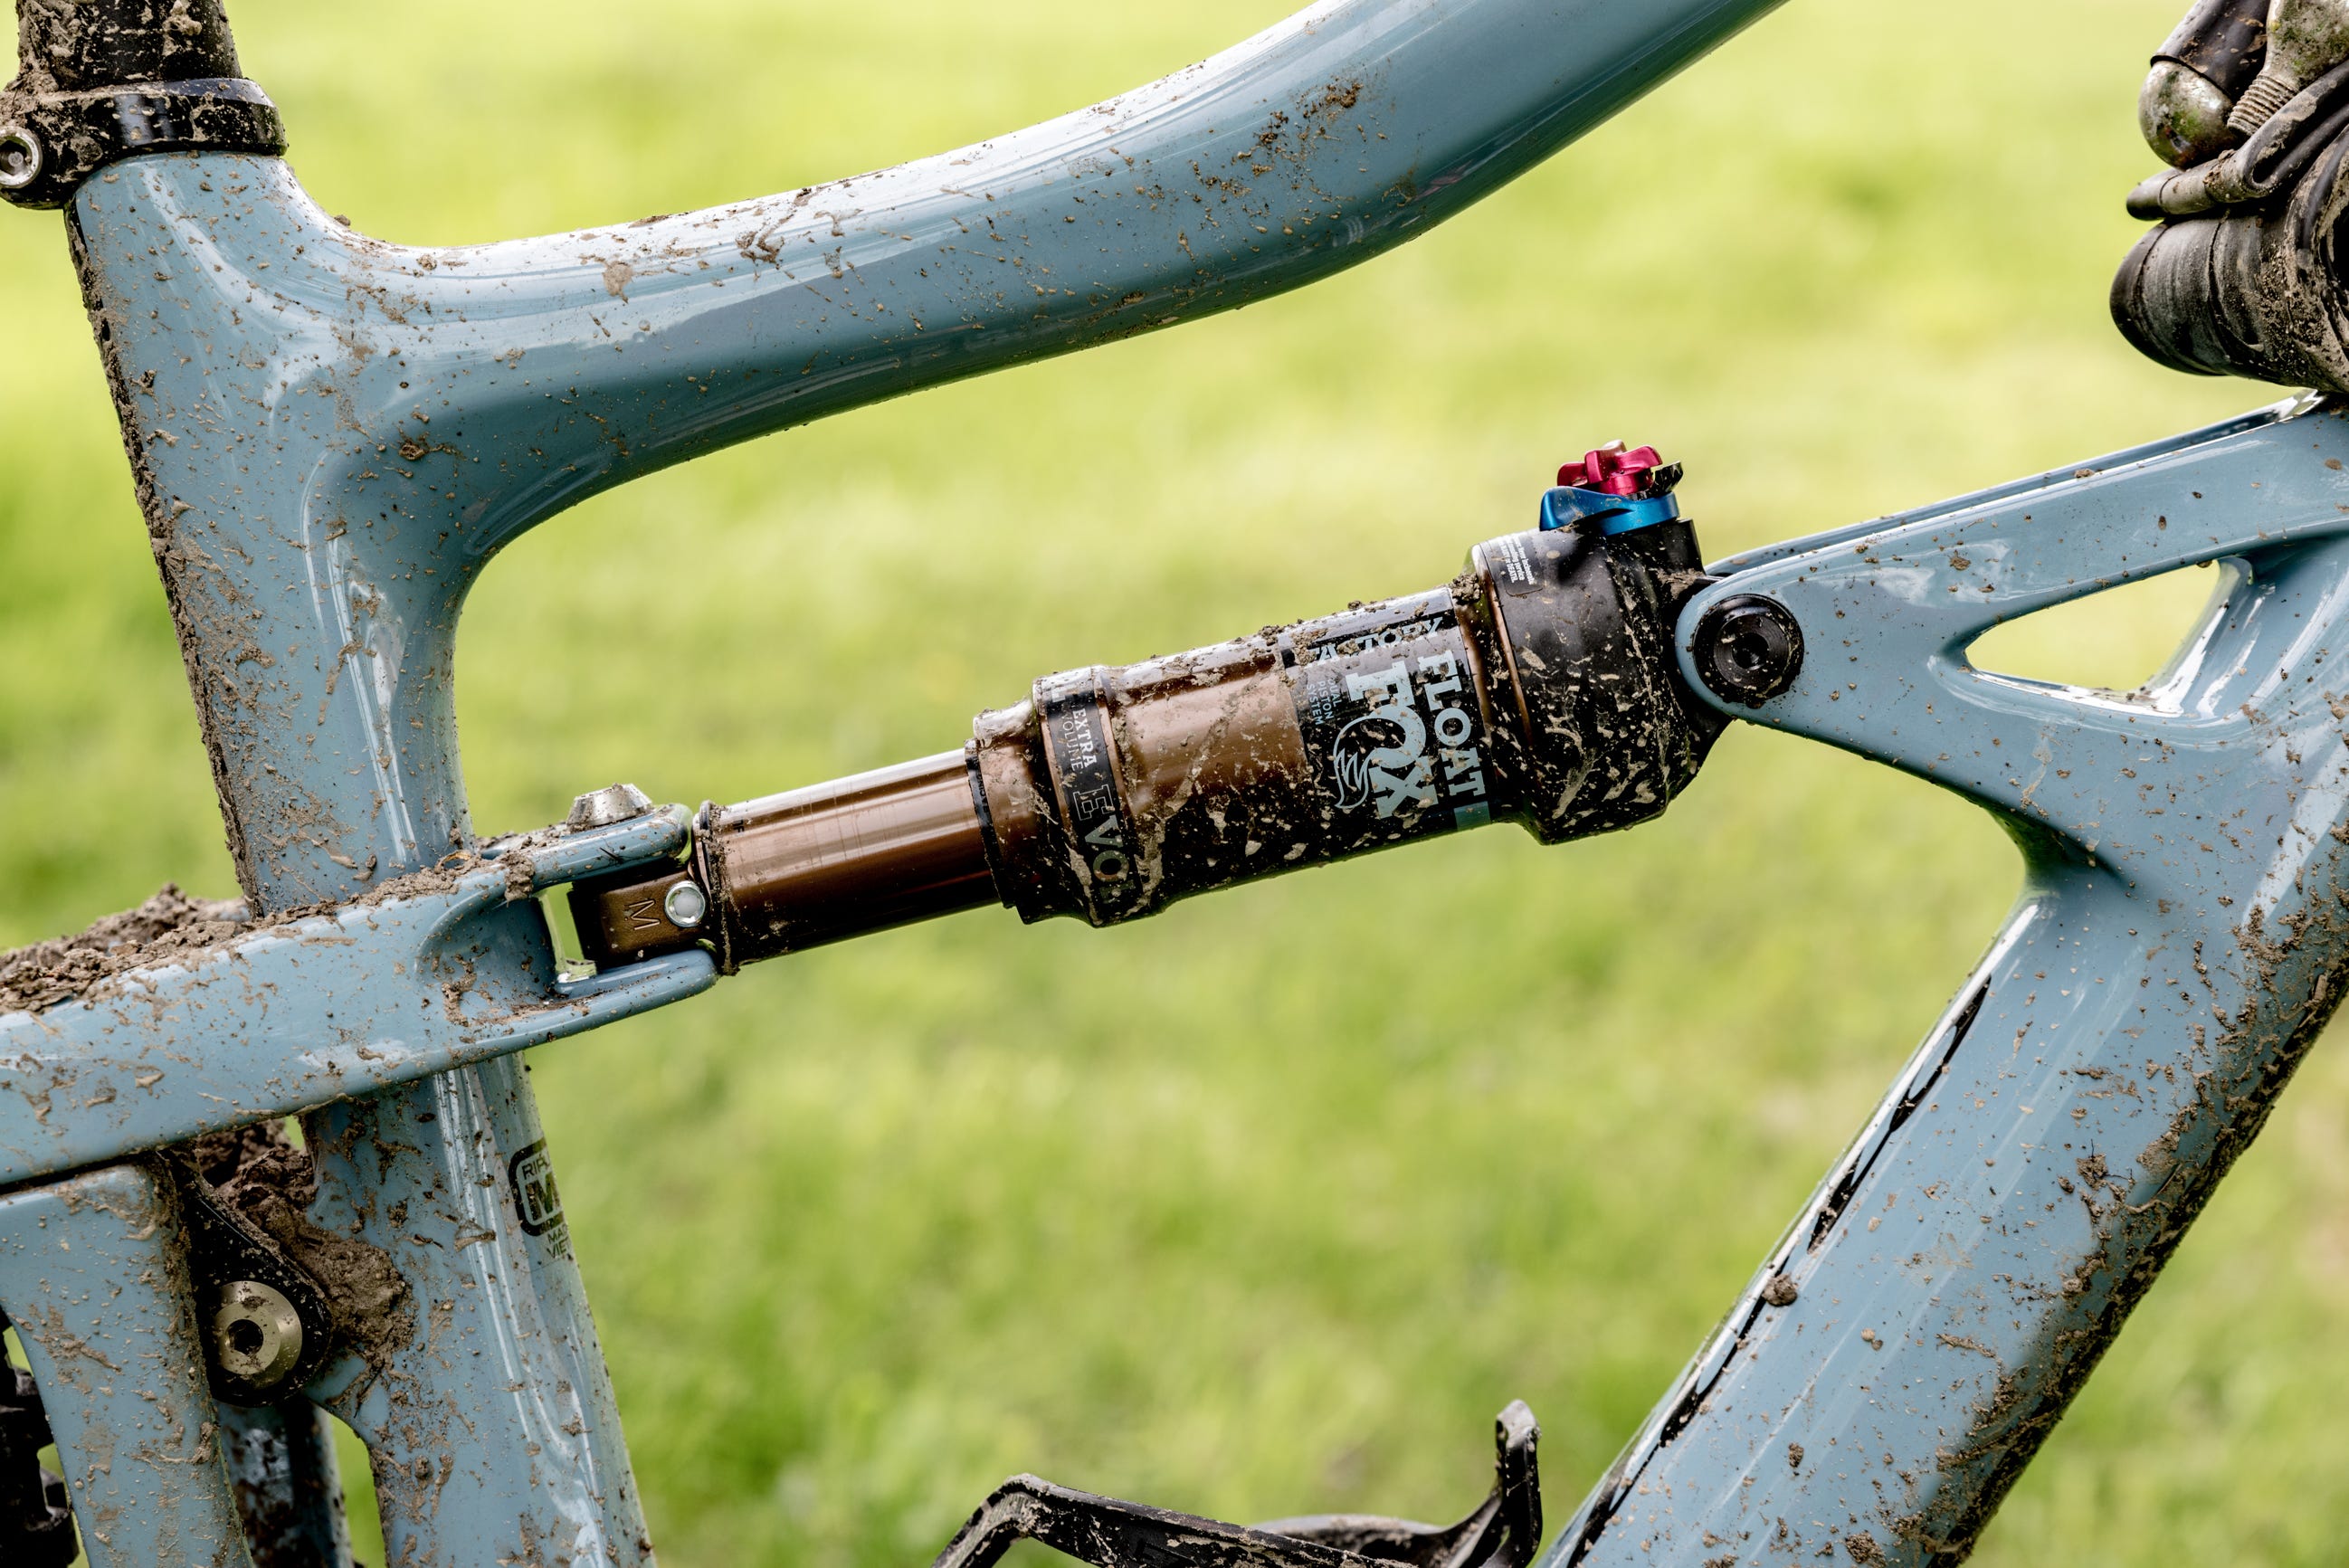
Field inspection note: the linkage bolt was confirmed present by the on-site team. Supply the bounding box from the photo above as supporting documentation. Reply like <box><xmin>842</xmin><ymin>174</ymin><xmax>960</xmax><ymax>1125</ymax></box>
<box><xmin>662</xmin><ymin>880</ymin><xmax>709</xmax><ymax>929</ymax></box>
<box><xmin>565</xmin><ymin>781</ymin><xmax>653</xmax><ymax>831</ymax></box>
<box><xmin>211</xmin><ymin>1280</ymin><xmax>304</xmax><ymax>1391</ymax></box>
<box><xmin>0</xmin><ymin>127</ymin><xmax>42</xmax><ymax>193</ymax></box>
<box><xmin>1693</xmin><ymin>594</ymin><xmax>1804</xmax><ymax>708</ymax></box>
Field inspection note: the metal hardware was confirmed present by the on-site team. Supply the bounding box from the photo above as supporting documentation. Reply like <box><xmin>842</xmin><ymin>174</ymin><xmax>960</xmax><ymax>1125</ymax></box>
<box><xmin>2230</xmin><ymin>0</ymin><xmax>2349</xmax><ymax>132</ymax></box>
<box><xmin>0</xmin><ymin>1323</ymin><xmax>74</xmax><ymax>1568</ymax></box>
<box><xmin>2144</xmin><ymin>60</ymin><xmax>2240</xmax><ymax>164</ymax></box>
<box><xmin>1559</xmin><ymin>441</ymin><xmax>1669</xmax><ymax>494</ymax></box>
<box><xmin>2142</xmin><ymin>0</ymin><xmax>2268</xmax><ymax>166</ymax></box>
<box><xmin>569</xmin><ymin>864</ymin><xmax>707</xmax><ymax>969</ymax></box>
<box><xmin>211</xmin><ymin>1281</ymin><xmax>303</xmax><ymax>1392</ymax></box>
<box><xmin>566</xmin><ymin>782</ymin><xmax>655</xmax><ymax>832</ymax></box>
<box><xmin>0</xmin><ymin>0</ymin><xmax>285</xmax><ymax>210</ymax></box>
<box><xmin>934</xmin><ymin>1402</ymin><xmax>1540</xmax><ymax>1568</ymax></box>
<box><xmin>2112</xmin><ymin>5</ymin><xmax>2349</xmax><ymax>387</ymax></box>
<box><xmin>661</xmin><ymin>881</ymin><xmax>708</xmax><ymax>929</ymax></box>
<box><xmin>0</xmin><ymin>78</ymin><xmax>288</xmax><ymax>210</ymax></box>
<box><xmin>0</xmin><ymin>125</ymin><xmax>38</xmax><ymax>192</ymax></box>
<box><xmin>1688</xmin><ymin>594</ymin><xmax>1803</xmax><ymax>707</ymax></box>
<box><xmin>166</xmin><ymin>1136</ymin><xmax>339</xmax><ymax>1402</ymax></box>
<box><xmin>2111</xmin><ymin>121</ymin><xmax>2349</xmax><ymax>384</ymax></box>
<box><xmin>574</xmin><ymin>503</ymin><xmax>1722</xmax><ymax>971</ymax></box>
<box><xmin>2123</xmin><ymin>52</ymin><xmax>2349</xmax><ymax>216</ymax></box>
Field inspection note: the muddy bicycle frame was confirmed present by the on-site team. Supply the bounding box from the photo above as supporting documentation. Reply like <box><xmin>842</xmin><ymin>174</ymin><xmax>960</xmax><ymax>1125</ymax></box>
<box><xmin>3</xmin><ymin>0</ymin><xmax>2346</xmax><ymax>1563</ymax></box>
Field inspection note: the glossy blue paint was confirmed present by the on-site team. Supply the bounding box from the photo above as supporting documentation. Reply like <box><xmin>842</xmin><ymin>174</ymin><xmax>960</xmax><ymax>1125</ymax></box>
<box><xmin>14</xmin><ymin>1</ymin><xmax>1801</xmax><ymax>1560</ymax></box>
<box><xmin>303</xmin><ymin>1054</ymin><xmax>655</xmax><ymax>1566</ymax></box>
<box><xmin>0</xmin><ymin>1165</ymin><xmax>252</xmax><ymax>1566</ymax></box>
<box><xmin>1552</xmin><ymin>401</ymin><xmax>2349</xmax><ymax>1564</ymax></box>
<box><xmin>0</xmin><ymin>808</ymin><xmax>707</xmax><ymax>1190</ymax></box>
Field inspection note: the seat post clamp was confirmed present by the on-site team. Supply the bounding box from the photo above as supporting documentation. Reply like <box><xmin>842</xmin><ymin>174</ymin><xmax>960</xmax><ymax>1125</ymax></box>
<box><xmin>0</xmin><ymin>77</ymin><xmax>287</xmax><ymax>210</ymax></box>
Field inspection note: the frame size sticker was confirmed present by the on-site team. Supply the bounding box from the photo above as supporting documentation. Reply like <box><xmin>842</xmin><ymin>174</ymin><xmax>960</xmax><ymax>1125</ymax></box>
<box><xmin>509</xmin><ymin>1138</ymin><xmax>571</xmax><ymax>1256</ymax></box>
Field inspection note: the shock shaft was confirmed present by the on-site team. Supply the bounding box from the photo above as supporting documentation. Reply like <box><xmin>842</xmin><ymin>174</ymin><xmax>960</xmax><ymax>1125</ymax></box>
<box><xmin>571</xmin><ymin>455</ymin><xmax>1757</xmax><ymax>972</ymax></box>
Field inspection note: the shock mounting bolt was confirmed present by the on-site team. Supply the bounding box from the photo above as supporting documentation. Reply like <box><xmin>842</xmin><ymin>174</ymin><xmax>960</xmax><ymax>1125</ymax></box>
<box><xmin>1693</xmin><ymin>594</ymin><xmax>1804</xmax><ymax>708</ymax></box>
<box><xmin>0</xmin><ymin>128</ymin><xmax>41</xmax><ymax>193</ymax></box>
<box><xmin>662</xmin><ymin>880</ymin><xmax>709</xmax><ymax>929</ymax></box>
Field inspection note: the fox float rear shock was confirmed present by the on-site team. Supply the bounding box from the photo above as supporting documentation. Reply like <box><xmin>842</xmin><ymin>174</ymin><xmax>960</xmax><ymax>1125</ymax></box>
<box><xmin>571</xmin><ymin>447</ymin><xmax>1783</xmax><ymax>971</ymax></box>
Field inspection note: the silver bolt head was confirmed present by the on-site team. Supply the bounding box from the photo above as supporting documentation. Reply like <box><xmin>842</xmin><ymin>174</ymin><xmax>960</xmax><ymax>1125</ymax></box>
<box><xmin>0</xmin><ymin>127</ymin><xmax>42</xmax><ymax>193</ymax></box>
<box><xmin>212</xmin><ymin>1279</ymin><xmax>304</xmax><ymax>1389</ymax></box>
<box><xmin>565</xmin><ymin>782</ymin><xmax>653</xmax><ymax>832</ymax></box>
<box><xmin>2139</xmin><ymin>62</ymin><xmax>2234</xmax><ymax>169</ymax></box>
<box><xmin>663</xmin><ymin>879</ymin><xmax>709</xmax><ymax>929</ymax></box>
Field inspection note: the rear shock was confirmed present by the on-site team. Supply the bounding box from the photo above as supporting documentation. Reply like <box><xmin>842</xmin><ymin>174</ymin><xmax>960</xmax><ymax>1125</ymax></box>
<box><xmin>569</xmin><ymin>447</ymin><xmax>1781</xmax><ymax>972</ymax></box>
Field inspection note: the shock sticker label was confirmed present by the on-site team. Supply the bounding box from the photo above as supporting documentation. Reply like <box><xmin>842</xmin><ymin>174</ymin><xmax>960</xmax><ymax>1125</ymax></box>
<box><xmin>1285</xmin><ymin>593</ymin><xmax>1492</xmax><ymax>841</ymax></box>
<box><xmin>1037</xmin><ymin>669</ymin><xmax>1149</xmax><ymax>922</ymax></box>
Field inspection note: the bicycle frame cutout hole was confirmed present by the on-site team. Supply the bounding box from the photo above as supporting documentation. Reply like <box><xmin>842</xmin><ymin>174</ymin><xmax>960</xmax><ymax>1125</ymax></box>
<box><xmin>1965</xmin><ymin>560</ymin><xmax>2233</xmax><ymax>698</ymax></box>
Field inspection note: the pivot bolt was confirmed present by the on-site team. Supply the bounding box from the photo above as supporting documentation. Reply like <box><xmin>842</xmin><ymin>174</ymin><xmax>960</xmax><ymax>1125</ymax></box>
<box><xmin>662</xmin><ymin>879</ymin><xmax>709</xmax><ymax>929</ymax></box>
<box><xmin>211</xmin><ymin>1280</ymin><xmax>304</xmax><ymax>1391</ymax></box>
<box><xmin>0</xmin><ymin>127</ymin><xmax>41</xmax><ymax>193</ymax></box>
<box><xmin>1693</xmin><ymin>595</ymin><xmax>1804</xmax><ymax>708</ymax></box>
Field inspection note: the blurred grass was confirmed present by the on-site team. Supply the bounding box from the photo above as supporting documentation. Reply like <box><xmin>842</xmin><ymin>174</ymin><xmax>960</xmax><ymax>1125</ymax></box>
<box><xmin>3</xmin><ymin>0</ymin><xmax>2344</xmax><ymax>1563</ymax></box>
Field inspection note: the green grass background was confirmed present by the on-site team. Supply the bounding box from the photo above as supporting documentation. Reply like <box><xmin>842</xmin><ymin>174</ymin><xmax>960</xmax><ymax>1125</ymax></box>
<box><xmin>4</xmin><ymin>0</ymin><xmax>2346</xmax><ymax>1563</ymax></box>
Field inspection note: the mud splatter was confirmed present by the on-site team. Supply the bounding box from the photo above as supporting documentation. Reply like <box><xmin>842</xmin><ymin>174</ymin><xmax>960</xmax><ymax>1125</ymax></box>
<box><xmin>0</xmin><ymin>854</ymin><xmax>481</xmax><ymax>1017</ymax></box>
<box><xmin>0</xmin><ymin>885</ymin><xmax>243</xmax><ymax>1014</ymax></box>
<box><xmin>188</xmin><ymin>1120</ymin><xmax>415</xmax><ymax>1367</ymax></box>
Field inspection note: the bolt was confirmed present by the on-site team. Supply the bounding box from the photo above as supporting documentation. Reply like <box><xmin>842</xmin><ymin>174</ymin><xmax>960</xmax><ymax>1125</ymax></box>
<box><xmin>211</xmin><ymin>1280</ymin><xmax>303</xmax><ymax>1390</ymax></box>
<box><xmin>565</xmin><ymin>782</ymin><xmax>654</xmax><ymax>831</ymax></box>
<box><xmin>1693</xmin><ymin>594</ymin><xmax>1804</xmax><ymax>708</ymax></box>
<box><xmin>663</xmin><ymin>879</ymin><xmax>709</xmax><ymax>929</ymax></box>
<box><xmin>0</xmin><ymin>127</ymin><xmax>42</xmax><ymax>194</ymax></box>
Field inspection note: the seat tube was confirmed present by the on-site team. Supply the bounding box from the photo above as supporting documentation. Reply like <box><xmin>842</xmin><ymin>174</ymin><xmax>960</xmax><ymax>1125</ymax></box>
<box><xmin>303</xmin><ymin>1060</ymin><xmax>651</xmax><ymax>1566</ymax></box>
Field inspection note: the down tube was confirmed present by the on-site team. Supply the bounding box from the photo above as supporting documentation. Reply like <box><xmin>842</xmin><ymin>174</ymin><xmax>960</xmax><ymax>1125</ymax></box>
<box><xmin>1561</xmin><ymin>411</ymin><xmax>2349</xmax><ymax>1563</ymax></box>
<box><xmin>1566</xmin><ymin>870</ymin><xmax>2211</xmax><ymax>1563</ymax></box>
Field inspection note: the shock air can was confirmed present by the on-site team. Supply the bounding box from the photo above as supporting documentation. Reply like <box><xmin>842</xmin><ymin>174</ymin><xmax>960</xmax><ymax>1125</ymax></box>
<box><xmin>965</xmin><ymin>518</ymin><xmax>1721</xmax><ymax>931</ymax></box>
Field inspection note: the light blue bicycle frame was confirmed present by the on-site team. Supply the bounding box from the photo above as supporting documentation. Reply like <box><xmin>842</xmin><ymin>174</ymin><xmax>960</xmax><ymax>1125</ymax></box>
<box><xmin>5</xmin><ymin>1</ymin><xmax>2344</xmax><ymax>1563</ymax></box>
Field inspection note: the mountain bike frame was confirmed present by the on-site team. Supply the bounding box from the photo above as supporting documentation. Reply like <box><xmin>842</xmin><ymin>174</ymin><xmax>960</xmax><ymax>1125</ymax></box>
<box><xmin>4</xmin><ymin>0</ymin><xmax>2344</xmax><ymax>1563</ymax></box>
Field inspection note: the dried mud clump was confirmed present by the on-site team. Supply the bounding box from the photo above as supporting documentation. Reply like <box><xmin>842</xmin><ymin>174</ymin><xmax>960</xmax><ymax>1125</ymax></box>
<box><xmin>190</xmin><ymin>1121</ymin><xmax>415</xmax><ymax>1364</ymax></box>
<box><xmin>0</xmin><ymin>884</ymin><xmax>244</xmax><ymax>1015</ymax></box>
